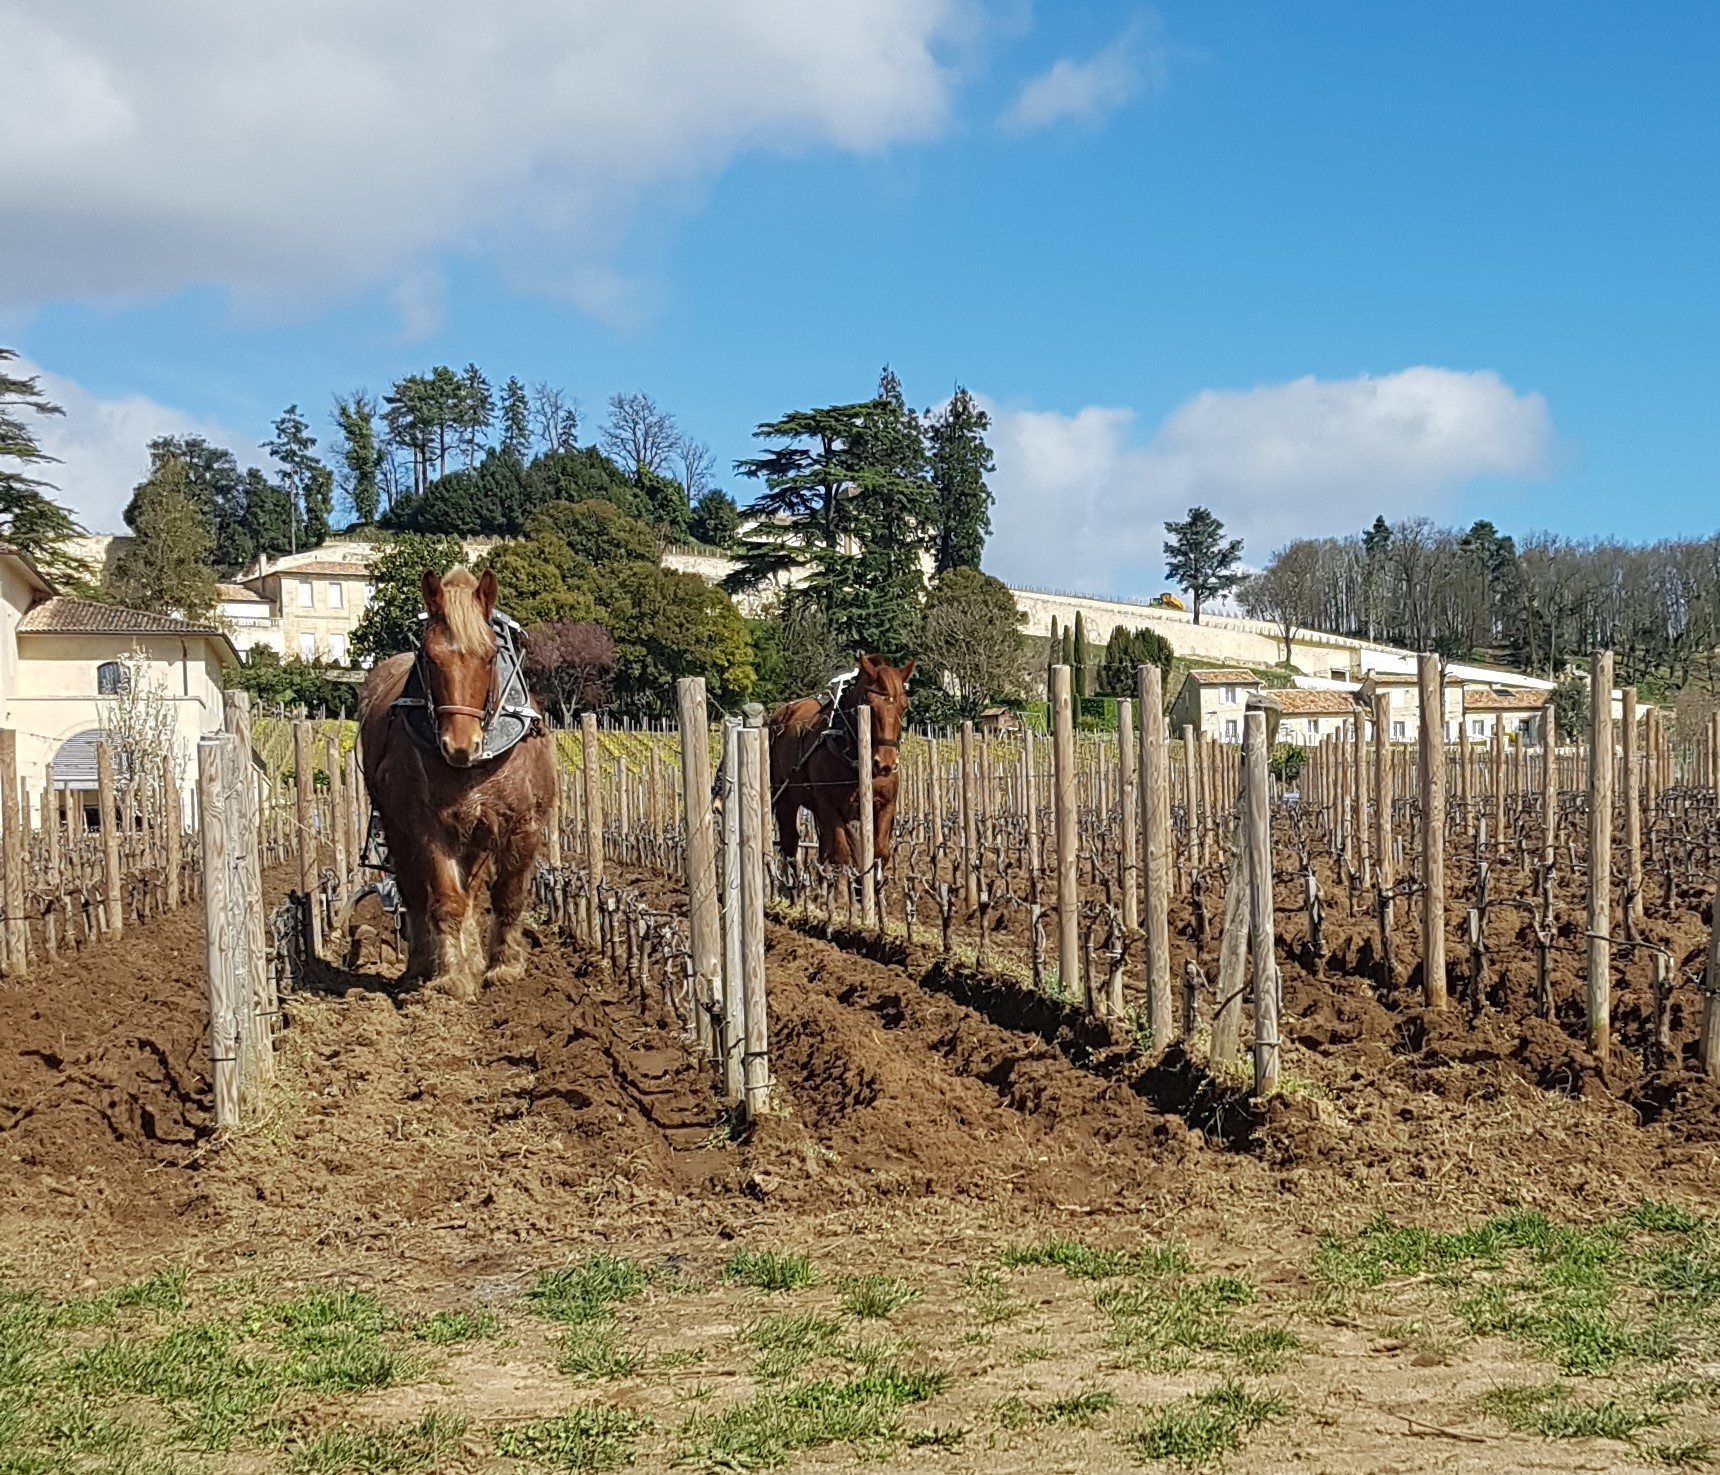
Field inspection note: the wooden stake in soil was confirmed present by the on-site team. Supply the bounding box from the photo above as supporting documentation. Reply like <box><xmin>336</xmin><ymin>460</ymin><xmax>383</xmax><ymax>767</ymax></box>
<box><xmin>581</xmin><ymin>712</ymin><xmax>603</xmax><ymax>939</ymax></box>
<box><xmin>1622</xmin><ymin>687</ymin><xmax>1643</xmax><ymax>931</ymax></box>
<box><xmin>1588</xmin><ymin>650</ymin><xmax>1614</xmax><ymax>1059</ymax></box>
<box><xmin>1243</xmin><ymin>711</ymin><xmax>1279</xmax><ymax>1095</ymax></box>
<box><xmin>1702</xmin><ymin>842</ymin><xmax>1720</xmax><ymax>1083</ymax></box>
<box><xmin>1210</xmin><ymin>786</ymin><xmax>1248</xmax><ymax>1069</ymax></box>
<box><xmin>676</xmin><ymin>678</ymin><xmax>722</xmax><ymax>1053</ymax></box>
<box><xmin>1050</xmin><ymin>666</ymin><xmax>1084</xmax><ymax>1009</ymax></box>
<box><xmin>197</xmin><ymin>734</ymin><xmax>242</xmax><ymax>1129</ymax></box>
<box><xmin>0</xmin><ymin>730</ymin><xmax>24</xmax><ymax>976</ymax></box>
<box><xmin>1417</xmin><ymin>653</ymin><xmax>1447</xmax><ymax>1008</ymax></box>
<box><xmin>292</xmin><ymin>719</ymin><xmax>320</xmax><ymax>956</ymax></box>
<box><xmin>720</xmin><ymin>718</ymin><xmax>745</xmax><ymax>1097</ymax></box>
<box><xmin>97</xmin><ymin>742</ymin><xmax>123</xmax><ymax>937</ymax></box>
<box><xmin>1117</xmin><ymin>697</ymin><xmax>1139</xmax><ymax>940</ymax></box>
<box><xmin>959</xmin><ymin>720</ymin><xmax>978</xmax><ymax>914</ymax></box>
<box><xmin>1373</xmin><ymin>691</ymin><xmax>1395</xmax><ymax>985</ymax></box>
<box><xmin>737</xmin><ymin>725</ymin><xmax>771</xmax><ymax>1118</ymax></box>
<box><xmin>1138</xmin><ymin>664</ymin><xmax>1174</xmax><ymax>1043</ymax></box>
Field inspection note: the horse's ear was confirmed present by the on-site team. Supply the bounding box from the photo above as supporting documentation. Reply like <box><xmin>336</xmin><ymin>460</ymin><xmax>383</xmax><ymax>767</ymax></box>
<box><xmin>857</xmin><ymin>652</ymin><xmax>879</xmax><ymax>675</ymax></box>
<box><xmin>899</xmin><ymin>658</ymin><xmax>916</xmax><ymax>682</ymax></box>
<box><xmin>421</xmin><ymin>568</ymin><xmax>444</xmax><ymax>618</ymax></box>
<box><xmin>476</xmin><ymin>567</ymin><xmax>498</xmax><ymax>618</ymax></box>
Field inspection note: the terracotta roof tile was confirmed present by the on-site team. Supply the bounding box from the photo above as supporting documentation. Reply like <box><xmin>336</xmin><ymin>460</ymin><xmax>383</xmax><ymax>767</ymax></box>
<box><xmin>1254</xmin><ymin>689</ymin><xmax>1364</xmax><ymax>715</ymax></box>
<box><xmin>1464</xmin><ymin>687</ymin><xmax>1548</xmax><ymax>711</ymax></box>
<box><xmin>19</xmin><ymin>596</ymin><xmax>224</xmax><ymax>638</ymax></box>
<box><xmin>1186</xmin><ymin>668</ymin><xmax>1259</xmax><ymax>684</ymax></box>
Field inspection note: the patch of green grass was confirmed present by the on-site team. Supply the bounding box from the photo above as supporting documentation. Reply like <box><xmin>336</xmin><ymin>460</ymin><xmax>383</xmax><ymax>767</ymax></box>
<box><xmin>46</xmin><ymin>1268</ymin><xmax>189</xmax><ymax>1328</ymax></box>
<box><xmin>557</xmin><ymin>1323</ymin><xmax>643</xmax><ymax>1382</ymax></box>
<box><xmin>960</xmin><ymin>1267</ymin><xmax>1019</xmax><ymax>1326</ymax></box>
<box><xmin>1126</xmin><ymin>1381</ymin><xmax>1287</xmax><ymax>1468</ymax></box>
<box><xmin>286</xmin><ymin>1408</ymin><xmax>468</xmax><ymax>1474</ymax></box>
<box><xmin>1010</xmin><ymin>1338</ymin><xmax>1055</xmax><ymax>1364</ymax></box>
<box><xmin>722</xmin><ymin>1249</ymin><xmax>816</xmax><ymax>1294</ymax></box>
<box><xmin>742</xmin><ymin>1314</ymin><xmax>843</xmax><ymax>1382</ymax></box>
<box><xmin>1646</xmin><ymin>1439</ymin><xmax>1718</xmax><ymax>1468</ymax></box>
<box><xmin>839</xmin><ymin>1275</ymin><xmax>921</xmax><ymax>1320</ymax></box>
<box><xmin>410</xmin><ymin>1308</ymin><xmax>498</xmax><ymax>1345</ymax></box>
<box><xmin>995</xmin><ymin>1389</ymin><xmax>1116</xmax><ymax>1431</ymax></box>
<box><xmin>1100</xmin><ymin>1274</ymin><xmax>1276</xmax><ymax>1373</ymax></box>
<box><xmin>679</xmin><ymin>1366</ymin><xmax>948</xmax><ymax>1470</ymax></box>
<box><xmin>1627</xmin><ymin>1203</ymin><xmax>1705</xmax><ymax>1236</ymax></box>
<box><xmin>1479</xmin><ymin>1382</ymin><xmax>1672</xmax><ymax>1441</ymax></box>
<box><xmin>528</xmin><ymin>1256</ymin><xmax>650</xmax><ymax>1325</ymax></box>
<box><xmin>495</xmin><ymin>1406</ymin><xmax>649</xmax><ymax>1473</ymax></box>
<box><xmin>1000</xmin><ymin>1239</ymin><xmax>1193</xmax><ymax>1282</ymax></box>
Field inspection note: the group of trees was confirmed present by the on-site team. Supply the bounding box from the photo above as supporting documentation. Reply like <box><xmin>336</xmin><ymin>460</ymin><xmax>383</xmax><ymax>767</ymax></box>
<box><xmin>1045</xmin><ymin>612</ymin><xmax>1174</xmax><ymax>702</ymax></box>
<box><xmin>1239</xmin><ymin>516</ymin><xmax>1720</xmax><ymax>689</ymax></box>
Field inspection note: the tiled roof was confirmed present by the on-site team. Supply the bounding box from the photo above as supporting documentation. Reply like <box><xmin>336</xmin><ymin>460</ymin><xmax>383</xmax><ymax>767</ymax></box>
<box><xmin>1464</xmin><ymin>687</ymin><xmax>1547</xmax><ymax>711</ymax></box>
<box><xmin>263</xmin><ymin>561</ymin><xmax>370</xmax><ymax>577</ymax></box>
<box><xmin>19</xmin><ymin>596</ymin><xmax>224</xmax><ymax>638</ymax></box>
<box><xmin>1186</xmin><ymin>668</ymin><xmax>1260</xmax><ymax>684</ymax></box>
<box><xmin>217</xmin><ymin>582</ymin><xmax>270</xmax><ymax>603</ymax></box>
<box><xmin>1254</xmin><ymin>688</ymin><xmax>1364</xmax><ymax>715</ymax></box>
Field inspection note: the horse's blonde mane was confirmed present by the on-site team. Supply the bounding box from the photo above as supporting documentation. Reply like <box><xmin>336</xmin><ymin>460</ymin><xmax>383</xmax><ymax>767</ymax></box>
<box><xmin>438</xmin><ymin>566</ymin><xmax>493</xmax><ymax>653</ymax></box>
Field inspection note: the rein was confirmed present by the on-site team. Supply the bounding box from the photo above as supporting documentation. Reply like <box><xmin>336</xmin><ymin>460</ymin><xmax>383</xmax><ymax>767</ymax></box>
<box><xmin>393</xmin><ymin>609</ymin><xmax>538</xmax><ymax>765</ymax></box>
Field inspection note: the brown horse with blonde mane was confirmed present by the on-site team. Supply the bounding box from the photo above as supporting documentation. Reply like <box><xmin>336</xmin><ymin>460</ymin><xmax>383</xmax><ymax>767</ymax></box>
<box><xmin>767</xmin><ymin>654</ymin><xmax>914</xmax><ymax>868</ymax></box>
<box><xmin>359</xmin><ymin>566</ymin><xmax>554</xmax><ymax>999</ymax></box>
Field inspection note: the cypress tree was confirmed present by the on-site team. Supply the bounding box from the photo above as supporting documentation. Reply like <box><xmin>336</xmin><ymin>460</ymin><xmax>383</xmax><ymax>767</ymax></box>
<box><xmin>1047</xmin><ymin>616</ymin><xmax>1060</xmax><ymax>696</ymax></box>
<box><xmin>1072</xmin><ymin>611</ymin><xmax>1089</xmax><ymax>697</ymax></box>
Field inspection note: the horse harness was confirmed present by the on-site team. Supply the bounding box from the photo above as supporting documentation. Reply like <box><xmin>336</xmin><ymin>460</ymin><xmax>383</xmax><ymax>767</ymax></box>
<box><xmin>391</xmin><ymin>608</ymin><xmax>541</xmax><ymax>764</ymax></box>
<box><xmin>771</xmin><ymin>671</ymin><xmax>898</xmax><ymax>799</ymax></box>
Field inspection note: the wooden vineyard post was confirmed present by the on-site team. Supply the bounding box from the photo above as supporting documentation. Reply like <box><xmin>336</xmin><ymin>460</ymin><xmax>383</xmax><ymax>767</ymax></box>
<box><xmin>857</xmin><ymin>705</ymin><xmax>877</xmax><ymax>929</ymax></box>
<box><xmin>676</xmin><ymin>678</ymin><xmax>722</xmax><ymax>1055</ymax></box>
<box><xmin>959</xmin><ymin>720</ymin><xmax>978</xmax><ymax>913</ymax></box>
<box><xmin>1210</xmin><ymin>777</ymin><xmax>1248</xmax><ymax>1068</ymax></box>
<box><xmin>1490</xmin><ymin>720</ymin><xmax>1505</xmax><ymax>861</ymax></box>
<box><xmin>1050</xmin><ymin>666</ymin><xmax>1084</xmax><ymax>1010</ymax></box>
<box><xmin>1622</xmin><ymin>687</ymin><xmax>1643</xmax><ymax>931</ymax></box>
<box><xmin>581</xmin><ymin>712</ymin><xmax>603</xmax><ymax>940</ymax></box>
<box><xmin>161</xmin><ymin>755</ymin><xmax>181</xmax><ymax>911</ymax></box>
<box><xmin>40</xmin><ymin>768</ymin><xmax>58</xmax><ymax>964</ymax></box>
<box><xmin>1243</xmin><ymin>711</ymin><xmax>1278</xmax><ymax>1095</ymax></box>
<box><xmin>1352</xmin><ymin>707</ymin><xmax>1368</xmax><ymax>888</ymax></box>
<box><xmin>1417</xmin><ymin>654</ymin><xmax>1447</xmax><ymax>1009</ymax></box>
<box><xmin>1182</xmin><ymin>724</ymin><xmax>1200</xmax><ymax>874</ymax></box>
<box><xmin>325</xmin><ymin>735</ymin><xmax>347</xmax><ymax>906</ymax></box>
<box><xmin>0</xmin><ymin>730</ymin><xmax>24</xmax><ymax>977</ymax></box>
<box><xmin>292</xmin><ymin>719</ymin><xmax>321</xmax><ymax>957</ymax></box>
<box><xmin>545</xmin><ymin>747</ymin><xmax>563</xmax><ymax>868</ymax></box>
<box><xmin>720</xmin><ymin>718</ymin><xmax>745</xmax><ymax>1097</ymax></box>
<box><xmin>1138</xmin><ymin>664</ymin><xmax>1173</xmax><ymax>1044</ymax></box>
<box><xmin>97</xmin><ymin>742</ymin><xmax>123</xmax><ymax>937</ymax></box>
<box><xmin>1117</xmin><ymin>698</ymin><xmax>1139</xmax><ymax>944</ymax></box>
<box><xmin>1588</xmin><ymin>650</ymin><xmax>1614</xmax><ymax>1059</ymax></box>
<box><xmin>737</xmin><ymin>724</ymin><xmax>771</xmax><ymax>1118</ymax></box>
<box><xmin>197</xmin><ymin>735</ymin><xmax>242</xmax><ymax>1129</ymax></box>
<box><xmin>1373</xmin><ymin>691</ymin><xmax>1394</xmax><ymax>983</ymax></box>
<box><xmin>1702</xmin><ymin>841</ymin><xmax>1720</xmax><ymax>1082</ymax></box>
<box><xmin>346</xmin><ymin>746</ymin><xmax>363</xmax><ymax>891</ymax></box>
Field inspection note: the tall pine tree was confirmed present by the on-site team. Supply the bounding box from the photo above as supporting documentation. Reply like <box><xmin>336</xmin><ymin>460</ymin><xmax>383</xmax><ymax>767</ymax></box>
<box><xmin>0</xmin><ymin>349</ymin><xmax>89</xmax><ymax>585</ymax></box>
<box><xmin>1163</xmin><ymin>506</ymin><xmax>1245</xmax><ymax>625</ymax></box>
<box><xmin>927</xmin><ymin>385</ymin><xmax>995</xmax><ymax>573</ymax></box>
<box><xmin>845</xmin><ymin>368</ymin><xmax>933</xmax><ymax>654</ymax></box>
<box><xmin>332</xmin><ymin>392</ymin><xmax>381</xmax><ymax>525</ymax></box>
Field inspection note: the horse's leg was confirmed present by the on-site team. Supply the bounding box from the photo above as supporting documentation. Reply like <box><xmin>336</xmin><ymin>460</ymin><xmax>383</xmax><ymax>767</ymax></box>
<box><xmin>773</xmin><ymin>791</ymin><xmax>802</xmax><ymax>863</ymax></box>
<box><xmin>874</xmin><ymin>792</ymin><xmax>897</xmax><ymax>862</ymax></box>
<box><xmin>425</xmin><ymin>850</ymin><xmax>479</xmax><ymax>1001</ymax></box>
<box><xmin>392</xmin><ymin>858</ymin><xmax>438</xmax><ymax>983</ymax></box>
<box><xmin>485</xmin><ymin>837</ymin><xmax>532</xmax><ymax>988</ymax></box>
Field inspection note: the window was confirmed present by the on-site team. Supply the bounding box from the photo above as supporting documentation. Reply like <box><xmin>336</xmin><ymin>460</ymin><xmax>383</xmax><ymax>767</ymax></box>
<box><xmin>1471</xmin><ymin>718</ymin><xmax>1485</xmax><ymax>737</ymax></box>
<box><xmin>1392</xmin><ymin>721</ymin><xmax>1406</xmax><ymax>740</ymax></box>
<box><xmin>362</xmin><ymin>583</ymin><xmax>375</xmax><ymax>606</ymax></box>
<box><xmin>327</xmin><ymin>581</ymin><xmax>343</xmax><ymax>609</ymax></box>
<box><xmin>299</xmin><ymin>632</ymin><xmax>317</xmax><ymax>661</ymax></box>
<box><xmin>1221</xmin><ymin>685</ymin><xmax>1238</xmax><ymax>704</ymax></box>
<box><xmin>296</xmin><ymin>579</ymin><xmax>313</xmax><ymax>608</ymax></box>
<box><xmin>1223</xmin><ymin>718</ymin><xmax>1239</xmax><ymax>742</ymax></box>
<box><xmin>1330</xmin><ymin>668</ymin><xmax>1347</xmax><ymax>681</ymax></box>
<box><xmin>327</xmin><ymin>633</ymin><xmax>347</xmax><ymax>665</ymax></box>
<box><xmin>1308</xmin><ymin>718</ymin><xmax>1321</xmax><ymax>736</ymax></box>
<box><xmin>95</xmin><ymin>661</ymin><xmax>130</xmax><ymax>696</ymax></box>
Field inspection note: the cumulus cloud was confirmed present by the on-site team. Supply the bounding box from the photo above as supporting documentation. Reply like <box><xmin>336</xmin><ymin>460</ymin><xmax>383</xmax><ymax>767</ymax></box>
<box><xmin>984</xmin><ymin>368</ymin><xmax>1554</xmax><ymax>595</ymax></box>
<box><xmin>0</xmin><ymin>1</ymin><xmax>970</xmax><ymax>321</ymax></box>
<box><xmin>14</xmin><ymin>359</ymin><xmax>244</xmax><ymax>535</ymax></box>
<box><xmin>1001</xmin><ymin>16</ymin><xmax>1163</xmax><ymax>133</ymax></box>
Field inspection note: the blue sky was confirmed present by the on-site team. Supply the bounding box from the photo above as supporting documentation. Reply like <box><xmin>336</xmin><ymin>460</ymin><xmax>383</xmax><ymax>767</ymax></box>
<box><xmin>4</xmin><ymin>1</ymin><xmax>1716</xmax><ymax>595</ymax></box>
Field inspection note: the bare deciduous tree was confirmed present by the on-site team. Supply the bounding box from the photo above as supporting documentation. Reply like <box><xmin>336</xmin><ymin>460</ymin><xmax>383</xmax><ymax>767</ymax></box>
<box><xmin>600</xmin><ymin>391</ymin><xmax>678</xmax><ymax>480</ymax></box>
<box><xmin>530</xmin><ymin>383</ymin><xmax>579</xmax><ymax>454</ymax></box>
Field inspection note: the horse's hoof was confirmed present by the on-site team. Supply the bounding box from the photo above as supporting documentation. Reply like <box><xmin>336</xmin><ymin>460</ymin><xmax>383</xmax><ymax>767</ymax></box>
<box><xmin>484</xmin><ymin>960</ymin><xmax>526</xmax><ymax>989</ymax></box>
<box><xmin>429</xmin><ymin>972</ymin><xmax>479</xmax><ymax>1003</ymax></box>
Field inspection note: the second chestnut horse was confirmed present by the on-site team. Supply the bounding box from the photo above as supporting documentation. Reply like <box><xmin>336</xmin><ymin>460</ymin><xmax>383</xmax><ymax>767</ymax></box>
<box><xmin>767</xmin><ymin>654</ymin><xmax>914</xmax><ymax>867</ymax></box>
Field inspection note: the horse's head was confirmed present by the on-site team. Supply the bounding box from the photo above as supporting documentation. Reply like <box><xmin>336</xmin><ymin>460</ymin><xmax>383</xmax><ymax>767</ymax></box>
<box><xmin>855</xmin><ymin>653</ymin><xmax>915</xmax><ymax>777</ymax></box>
<box><xmin>420</xmin><ymin>566</ymin><xmax>498</xmax><ymax>768</ymax></box>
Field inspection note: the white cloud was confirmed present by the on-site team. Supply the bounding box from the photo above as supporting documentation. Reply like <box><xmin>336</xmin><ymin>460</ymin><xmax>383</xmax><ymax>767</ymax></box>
<box><xmin>1001</xmin><ymin>17</ymin><xmax>1162</xmax><ymax>134</ymax></box>
<box><xmin>984</xmin><ymin>367</ymin><xmax>1554</xmax><ymax>595</ymax></box>
<box><xmin>0</xmin><ymin>1</ymin><xmax>971</xmax><ymax>321</ymax></box>
<box><xmin>14</xmin><ymin>359</ymin><xmax>244</xmax><ymax>535</ymax></box>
